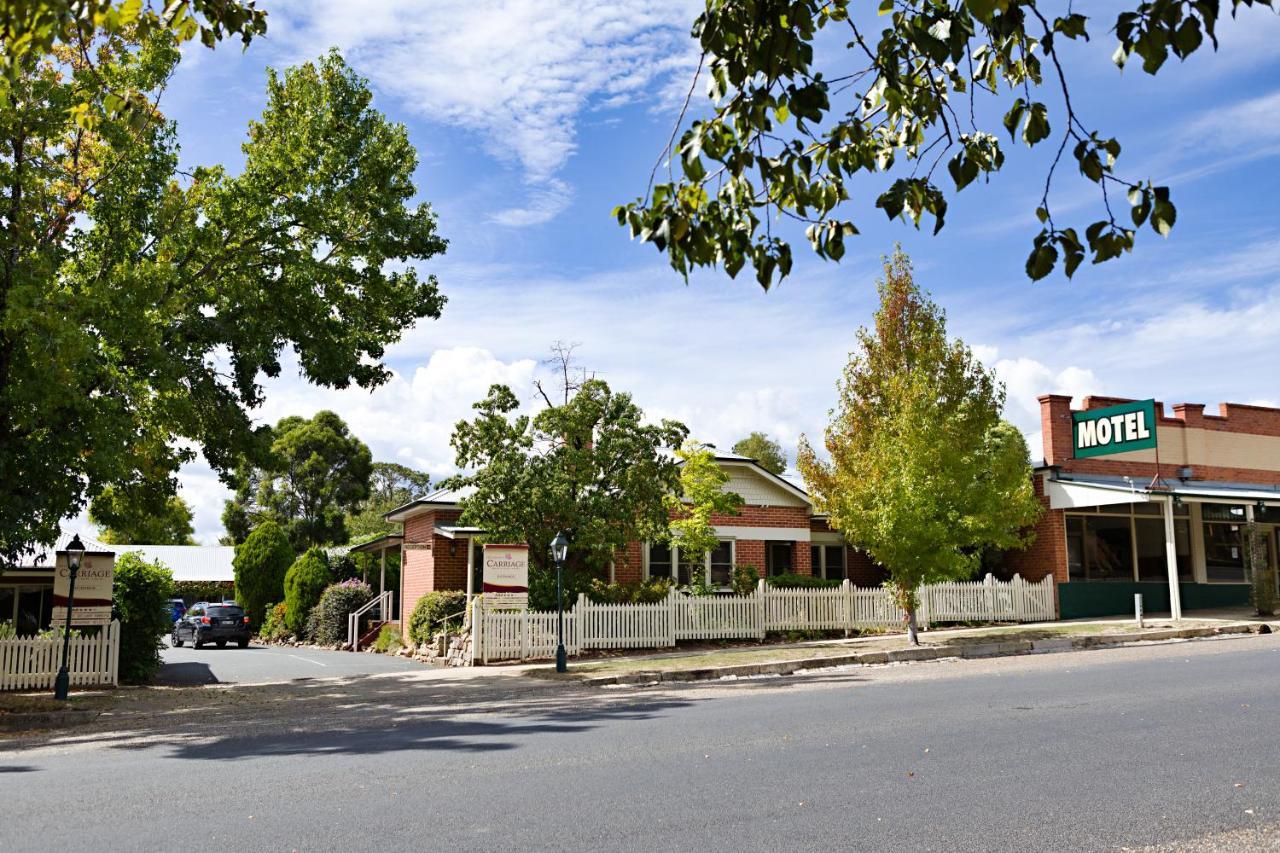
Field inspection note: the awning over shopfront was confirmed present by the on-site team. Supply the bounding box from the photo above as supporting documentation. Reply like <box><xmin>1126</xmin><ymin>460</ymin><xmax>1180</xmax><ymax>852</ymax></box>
<box><xmin>1047</xmin><ymin>473</ymin><xmax>1280</xmax><ymax>510</ymax></box>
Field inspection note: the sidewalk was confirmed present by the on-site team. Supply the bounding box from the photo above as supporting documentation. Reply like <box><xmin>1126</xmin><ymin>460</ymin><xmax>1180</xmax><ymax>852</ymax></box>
<box><xmin>519</xmin><ymin>608</ymin><xmax>1279</xmax><ymax>686</ymax></box>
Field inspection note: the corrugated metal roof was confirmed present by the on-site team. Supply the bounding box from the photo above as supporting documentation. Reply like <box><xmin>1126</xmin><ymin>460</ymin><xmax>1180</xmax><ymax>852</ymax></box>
<box><xmin>117</xmin><ymin>545</ymin><xmax>236</xmax><ymax>582</ymax></box>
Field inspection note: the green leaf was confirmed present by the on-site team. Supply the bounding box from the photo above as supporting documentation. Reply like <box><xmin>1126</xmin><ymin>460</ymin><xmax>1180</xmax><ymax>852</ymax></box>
<box><xmin>1026</xmin><ymin>241</ymin><xmax>1058</xmax><ymax>281</ymax></box>
<box><xmin>1002</xmin><ymin>98</ymin><xmax>1026</xmax><ymax>141</ymax></box>
<box><xmin>1151</xmin><ymin>198</ymin><xmax>1177</xmax><ymax>237</ymax></box>
<box><xmin>1021</xmin><ymin>102</ymin><xmax>1050</xmax><ymax>147</ymax></box>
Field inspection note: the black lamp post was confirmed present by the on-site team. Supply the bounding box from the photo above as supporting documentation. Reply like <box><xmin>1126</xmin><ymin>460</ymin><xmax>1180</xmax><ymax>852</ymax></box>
<box><xmin>53</xmin><ymin>534</ymin><xmax>87</xmax><ymax>701</ymax></box>
<box><xmin>550</xmin><ymin>531</ymin><xmax>569</xmax><ymax>673</ymax></box>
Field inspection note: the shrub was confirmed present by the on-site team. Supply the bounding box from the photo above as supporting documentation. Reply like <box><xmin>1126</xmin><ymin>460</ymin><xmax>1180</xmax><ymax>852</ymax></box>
<box><xmin>173</xmin><ymin>580</ymin><xmax>235</xmax><ymax>605</ymax></box>
<box><xmin>113</xmin><ymin>552</ymin><xmax>176</xmax><ymax>683</ymax></box>
<box><xmin>311</xmin><ymin>579</ymin><xmax>374</xmax><ymax>645</ymax></box>
<box><xmin>234</xmin><ymin>521</ymin><xmax>295</xmax><ymax>628</ymax></box>
<box><xmin>0</xmin><ymin>621</ymin><xmax>14</xmax><ymax>640</ymax></box>
<box><xmin>284</xmin><ymin>547</ymin><xmax>331</xmax><ymax>637</ymax></box>
<box><xmin>1253</xmin><ymin>568</ymin><xmax>1278</xmax><ymax>617</ymax></box>
<box><xmin>587</xmin><ymin>576</ymin><xmax>674</xmax><ymax>604</ymax></box>
<box><xmin>408</xmin><ymin>591</ymin><xmax>467</xmax><ymax>646</ymax></box>
<box><xmin>373</xmin><ymin>623</ymin><xmax>403</xmax><ymax>654</ymax></box>
<box><xmin>765</xmin><ymin>572</ymin><xmax>841</xmax><ymax>589</ymax></box>
<box><xmin>732</xmin><ymin>563</ymin><xmax>760</xmax><ymax>595</ymax></box>
<box><xmin>259</xmin><ymin>602</ymin><xmax>291</xmax><ymax>642</ymax></box>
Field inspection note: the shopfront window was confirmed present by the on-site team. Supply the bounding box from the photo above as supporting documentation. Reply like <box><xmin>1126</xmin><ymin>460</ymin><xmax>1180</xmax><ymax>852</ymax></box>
<box><xmin>1203</xmin><ymin>522</ymin><xmax>1246</xmax><ymax>582</ymax></box>
<box><xmin>1065</xmin><ymin>504</ymin><xmax>1190</xmax><ymax>583</ymax></box>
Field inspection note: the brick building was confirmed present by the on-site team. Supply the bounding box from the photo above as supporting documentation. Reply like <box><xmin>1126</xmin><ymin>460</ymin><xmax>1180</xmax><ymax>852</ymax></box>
<box><xmin>1007</xmin><ymin>395</ymin><xmax>1280</xmax><ymax>618</ymax></box>
<box><xmin>385</xmin><ymin>454</ymin><xmax>886</xmax><ymax>629</ymax></box>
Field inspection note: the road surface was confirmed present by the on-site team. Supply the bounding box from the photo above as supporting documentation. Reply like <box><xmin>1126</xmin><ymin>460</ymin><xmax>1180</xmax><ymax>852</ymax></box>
<box><xmin>158</xmin><ymin>640</ymin><xmax>425</xmax><ymax>684</ymax></box>
<box><xmin>3</xmin><ymin>634</ymin><xmax>1279</xmax><ymax>851</ymax></box>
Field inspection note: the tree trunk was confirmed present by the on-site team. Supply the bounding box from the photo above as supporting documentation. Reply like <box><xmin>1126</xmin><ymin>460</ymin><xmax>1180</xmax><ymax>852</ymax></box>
<box><xmin>906</xmin><ymin>606</ymin><xmax>919</xmax><ymax>646</ymax></box>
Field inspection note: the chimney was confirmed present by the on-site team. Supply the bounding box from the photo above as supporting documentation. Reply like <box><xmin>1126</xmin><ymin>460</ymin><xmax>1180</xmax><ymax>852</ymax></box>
<box><xmin>1039</xmin><ymin>395</ymin><xmax>1075</xmax><ymax>467</ymax></box>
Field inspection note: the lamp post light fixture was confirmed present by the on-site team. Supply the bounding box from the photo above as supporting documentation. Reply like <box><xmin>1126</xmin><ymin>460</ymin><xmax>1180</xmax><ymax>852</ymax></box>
<box><xmin>53</xmin><ymin>534</ymin><xmax>87</xmax><ymax>701</ymax></box>
<box><xmin>550</xmin><ymin>531</ymin><xmax>569</xmax><ymax>673</ymax></box>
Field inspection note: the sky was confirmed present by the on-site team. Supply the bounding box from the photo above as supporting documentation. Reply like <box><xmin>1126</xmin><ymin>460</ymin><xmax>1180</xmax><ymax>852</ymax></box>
<box><xmin>95</xmin><ymin>1</ymin><xmax>1280</xmax><ymax>544</ymax></box>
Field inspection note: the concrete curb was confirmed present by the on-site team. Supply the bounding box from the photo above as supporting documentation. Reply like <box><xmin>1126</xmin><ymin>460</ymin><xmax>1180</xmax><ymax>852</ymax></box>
<box><xmin>578</xmin><ymin>623</ymin><xmax>1270</xmax><ymax>687</ymax></box>
<box><xmin>0</xmin><ymin>708</ymin><xmax>101</xmax><ymax>732</ymax></box>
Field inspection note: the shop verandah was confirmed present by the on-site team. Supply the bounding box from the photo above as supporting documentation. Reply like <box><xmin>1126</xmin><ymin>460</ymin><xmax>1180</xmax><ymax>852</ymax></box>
<box><xmin>1046</xmin><ymin>474</ymin><xmax>1274</xmax><ymax>619</ymax></box>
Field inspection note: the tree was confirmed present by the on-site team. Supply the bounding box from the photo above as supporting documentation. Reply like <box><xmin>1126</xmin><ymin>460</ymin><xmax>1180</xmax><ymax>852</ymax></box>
<box><xmin>283</xmin><ymin>547</ymin><xmax>331</xmax><ymax>637</ymax></box>
<box><xmin>0</xmin><ymin>34</ymin><xmax>446</xmax><ymax>570</ymax></box>
<box><xmin>617</xmin><ymin>0</ymin><xmax>1275</xmax><ymax>288</ymax></box>
<box><xmin>222</xmin><ymin>411</ymin><xmax>374</xmax><ymax>549</ymax></box>
<box><xmin>89</xmin><ymin>485</ymin><xmax>196</xmax><ymax>545</ymax></box>
<box><xmin>797</xmin><ymin>250</ymin><xmax>1041</xmax><ymax>643</ymax></box>
<box><xmin>345</xmin><ymin>462</ymin><xmax>432</xmax><ymax>542</ymax></box>
<box><xmin>112</xmin><ymin>550</ymin><xmax>175</xmax><ymax>683</ymax></box>
<box><xmin>232</xmin><ymin>520</ymin><xmax>294</xmax><ymax>627</ymax></box>
<box><xmin>731</xmin><ymin>432</ymin><xmax>787</xmax><ymax>475</ymax></box>
<box><xmin>665</xmin><ymin>443</ymin><xmax>743</xmax><ymax>594</ymax></box>
<box><xmin>446</xmin><ymin>368</ymin><xmax>688</xmax><ymax>608</ymax></box>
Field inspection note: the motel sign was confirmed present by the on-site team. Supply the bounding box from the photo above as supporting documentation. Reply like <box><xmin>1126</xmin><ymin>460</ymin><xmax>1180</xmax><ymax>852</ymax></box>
<box><xmin>1072</xmin><ymin>399</ymin><xmax>1158</xmax><ymax>459</ymax></box>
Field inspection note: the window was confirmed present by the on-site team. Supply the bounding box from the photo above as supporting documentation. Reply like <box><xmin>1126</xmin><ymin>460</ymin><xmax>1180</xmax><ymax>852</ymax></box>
<box><xmin>1066</xmin><ymin>504</ymin><xmax>1192</xmax><ymax>583</ymax></box>
<box><xmin>0</xmin><ymin>586</ymin><xmax>14</xmax><ymax>626</ymax></box>
<box><xmin>1203</xmin><ymin>522</ymin><xmax>1246</xmax><ymax>582</ymax></box>
<box><xmin>766</xmin><ymin>541</ymin><xmax>793</xmax><ymax>576</ymax></box>
<box><xmin>647</xmin><ymin>542</ymin><xmax>673</xmax><ymax>579</ymax></box>
<box><xmin>810</xmin><ymin>544</ymin><xmax>846</xmax><ymax>580</ymax></box>
<box><xmin>649</xmin><ymin>540</ymin><xmax>736</xmax><ymax>587</ymax></box>
<box><xmin>709</xmin><ymin>541</ymin><xmax>734</xmax><ymax>587</ymax></box>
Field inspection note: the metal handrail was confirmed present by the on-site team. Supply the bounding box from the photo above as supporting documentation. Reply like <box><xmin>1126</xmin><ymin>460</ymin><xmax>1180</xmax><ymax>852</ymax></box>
<box><xmin>348</xmin><ymin>590</ymin><xmax>394</xmax><ymax>652</ymax></box>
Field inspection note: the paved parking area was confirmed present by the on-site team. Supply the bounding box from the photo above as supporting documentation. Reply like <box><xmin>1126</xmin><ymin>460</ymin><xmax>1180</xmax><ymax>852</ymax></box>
<box><xmin>158</xmin><ymin>640</ymin><xmax>425</xmax><ymax>685</ymax></box>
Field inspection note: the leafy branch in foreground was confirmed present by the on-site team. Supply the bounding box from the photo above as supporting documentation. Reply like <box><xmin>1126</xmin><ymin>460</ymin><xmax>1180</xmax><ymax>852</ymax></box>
<box><xmin>616</xmin><ymin>0</ymin><xmax>1273</xmax><ymax>288</ymax></box>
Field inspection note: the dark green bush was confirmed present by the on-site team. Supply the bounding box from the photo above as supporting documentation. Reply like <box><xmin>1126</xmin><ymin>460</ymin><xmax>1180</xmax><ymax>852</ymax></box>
<box><xmin>113</xmin><ymin>551</ymin><xmax>176</xmax><ymax>683</ymax></box>
<box><xmin>408</xmin><ymin>591</ymin><xmax>467</xmax><ymax>646</ymax></box>
<box><xmin>732</xmin><ymin>563</ymin><xmax>760</xmax><ymax>595</ymax></box>
<box><xmin>528</xmin><ymin>564</ymin><xmax>597</xmax><ymax>611</ymax></box>
<box><xmin>311</xmin><ymin>579</ymin><xmax>373</xmax><ymax>645</ymax></box>
<box><xmin>587</xmin><ymin>576</ymin><xmax>673</xmax><ymax>604</ymax></box>
<box><xmin>173</xmin><ymin>580</ymin><xmax>235</xmax><ymax>605</ymax></box>
<box><xmin>234</xmin><ymin>521</ymin><xmax>295</xmax><ymax>628</ymax></box>
<box><xmin>765</xmin><ymin>572</ymin><xmax>841</xmax><ymax>589</ymax></box>
<box><xmin>284</xmin><ymin>547</ymin><xmax>331</xmax><ymax>637</ymax></box>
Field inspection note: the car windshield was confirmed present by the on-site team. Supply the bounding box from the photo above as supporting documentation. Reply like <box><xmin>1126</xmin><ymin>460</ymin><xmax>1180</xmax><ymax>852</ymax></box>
<box><xmin>207</xmin><ymin>606</ymin><xmax>243</xmax><ymax>618</ymax></box>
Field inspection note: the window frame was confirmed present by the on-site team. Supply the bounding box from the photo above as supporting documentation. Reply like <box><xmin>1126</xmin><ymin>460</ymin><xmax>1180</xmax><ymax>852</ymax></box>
<box><xmin>646</xmin><ymin>539</ymin><xmax>736</xmax><ymax>588</ymax></box>
<box><xmin>1062</xmin><ymin>502</ymin><xmax>1192</xmax><ymax>583</ymax></box>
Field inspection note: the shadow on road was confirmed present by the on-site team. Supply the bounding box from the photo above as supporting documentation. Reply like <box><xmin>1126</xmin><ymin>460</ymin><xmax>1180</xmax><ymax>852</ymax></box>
<box><xmin>156</xmin><ymin>661</ymin><xmax>221</xmax><ymax>686</ymax></box>
<box><xmin>0</xmin><ymin>764</ymin><xmax>39</xmax><ymax>772</ymax></box>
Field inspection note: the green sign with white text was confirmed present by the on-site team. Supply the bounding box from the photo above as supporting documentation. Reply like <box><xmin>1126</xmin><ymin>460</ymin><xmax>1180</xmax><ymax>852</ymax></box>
<box><xmin>1072</xmin><ymin>399</ymin><xmax>1158</xmax><ymax>458</ymax></box>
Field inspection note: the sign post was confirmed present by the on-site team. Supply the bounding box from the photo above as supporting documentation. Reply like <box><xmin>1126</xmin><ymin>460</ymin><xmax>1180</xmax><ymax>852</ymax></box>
<box><xmin>482</xmin><ymin>544</ymin><xmax>529</xmax><ymax>610</ymax></box>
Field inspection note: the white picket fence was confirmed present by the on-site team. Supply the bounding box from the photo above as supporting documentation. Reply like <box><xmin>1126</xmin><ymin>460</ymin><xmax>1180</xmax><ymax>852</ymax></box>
<box><xmin>474</xmin><ymin>575</ymin><xmax>1054</xmax><ymax>663</ymax></box>
<box><xmin>0</xmin><ymin>620</ymin><xmax>120</xmax><ymax>691</ymax></box>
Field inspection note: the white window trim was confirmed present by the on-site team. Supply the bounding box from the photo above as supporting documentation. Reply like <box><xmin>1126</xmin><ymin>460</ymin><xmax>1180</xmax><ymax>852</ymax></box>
<box><xmin>645</xmin><ymin>539</ymin><xmax>736</xmax><ymax>588</ymax></box>
<box><xmin>810</xmin><ymin>543</ymin><xmax>847</xmax><ymax>581</ymax></box>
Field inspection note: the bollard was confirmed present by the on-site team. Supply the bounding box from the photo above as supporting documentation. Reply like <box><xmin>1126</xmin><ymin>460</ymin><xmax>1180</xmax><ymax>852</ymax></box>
<box><xmin>1134</xmin><ymin>593</ymin><xmax>1144</xmax><ymax>628</ymax></box>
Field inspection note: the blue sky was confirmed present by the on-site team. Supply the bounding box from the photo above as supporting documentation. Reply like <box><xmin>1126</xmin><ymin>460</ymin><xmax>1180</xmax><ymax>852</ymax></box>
<box><xmin>120</xmin><ymin>1</ymin><xmax>1280</xmax><ymax>543</ymax></box>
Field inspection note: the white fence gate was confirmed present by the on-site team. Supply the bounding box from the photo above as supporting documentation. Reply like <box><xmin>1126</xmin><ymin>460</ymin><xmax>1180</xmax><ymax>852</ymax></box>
<box><xmin>1</xmin><ymin>620</ymin><xmax>120</xmax><ymax>691</ymax></box>
<box><xmin>473</xmin><ymin>575</ymin><xmax>1055</xmax><ymax>663</ymax></box>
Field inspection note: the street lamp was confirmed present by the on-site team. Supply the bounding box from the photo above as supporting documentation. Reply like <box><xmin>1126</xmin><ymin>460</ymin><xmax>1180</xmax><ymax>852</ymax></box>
<box><xmin>550</xmin><ymin>531</ymin><xmax>569</xmax><ymax>673</ymax></box>
<box><xmin>53</xmin><ymin>534</ymin><xmax>86</xmax><ymax>701</ymax></box>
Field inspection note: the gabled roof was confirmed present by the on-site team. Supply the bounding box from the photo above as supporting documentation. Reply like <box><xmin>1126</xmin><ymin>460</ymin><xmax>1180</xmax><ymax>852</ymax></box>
<box><xmin>384</xmin><ymin>485</ymin><xmax>475</xmax><ymax>521</ymax></box>
<box><xmin>710</xmin><ymin>454</ymin><xmax>812</xmax><ymax>507</ymax></box>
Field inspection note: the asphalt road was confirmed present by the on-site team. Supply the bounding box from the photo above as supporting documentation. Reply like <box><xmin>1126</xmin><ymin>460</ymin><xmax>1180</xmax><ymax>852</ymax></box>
<box><xmin>158</xmin><ymin>640</ymin><xmax>424</xmax><ymax>684</ymax></box>
<box><xmin>3</xmin><ymin>635</ymin><xmax>1280</xmax><ymax>852</ymax></box>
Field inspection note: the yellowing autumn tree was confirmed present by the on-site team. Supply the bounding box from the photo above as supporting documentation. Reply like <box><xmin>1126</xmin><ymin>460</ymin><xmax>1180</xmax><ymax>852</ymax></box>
<box><xmin>798</xmin><ymin>249</ymin><xmax>1041</xmax><ymax>643</ymax></box>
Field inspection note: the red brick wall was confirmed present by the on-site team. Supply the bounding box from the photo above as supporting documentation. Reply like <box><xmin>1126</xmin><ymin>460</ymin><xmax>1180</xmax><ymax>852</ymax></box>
<box><xmin>1040</xmin><ymin>394</ymin><xmax>1280</xmax><ymax>484</ymax></box>
<box><xmin>710</xmin><ymin>505</ymin><xmax>812</xmax><ymax>528</ymax></box>
<box><xmin>847</xmin><ymin>548</ymin><xmax>888</xmax><ymax>586</ymax></box>
<box><xmin>615</xmin><ymin>541</ymin><xmax>643</xmax><ymax>584</ymax></box>
<box><xmin>398</xmin><ymin>508</ymin><xmax>467</xmax><ymax>635</ymax></box>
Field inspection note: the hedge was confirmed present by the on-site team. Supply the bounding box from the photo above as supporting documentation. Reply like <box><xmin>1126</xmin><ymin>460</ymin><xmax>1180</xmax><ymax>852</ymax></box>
<box><xmin>113</xmin><ymin>552</ymin><xmax>176</xmax><ymax>683</ymax></box>
<box><xmin>284</xmin><ymin>548</ymin><xmax>331</xmax><ymax>637</ymax></box>
<box><xmin>408</xmin><ymin>591</ymin><xmax>467</xmax><ymax>646</ymax></box>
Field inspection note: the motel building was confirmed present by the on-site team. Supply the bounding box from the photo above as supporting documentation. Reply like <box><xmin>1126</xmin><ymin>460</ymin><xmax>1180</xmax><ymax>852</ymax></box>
<box><xmin>386</xmin><ymin>394</ymin><xmax>1280</xmax><ymax>629</ymax></box>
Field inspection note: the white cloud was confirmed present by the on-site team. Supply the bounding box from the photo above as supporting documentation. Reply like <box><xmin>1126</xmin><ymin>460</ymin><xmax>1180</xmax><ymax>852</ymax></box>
<box><xmin>267</xmin><ymin>0</ymin><xmax>702</xmax><ymax>225</ymax></box>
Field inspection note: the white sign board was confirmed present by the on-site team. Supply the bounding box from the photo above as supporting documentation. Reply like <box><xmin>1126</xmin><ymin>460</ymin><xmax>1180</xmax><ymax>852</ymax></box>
<box><xmin>482</xmin><ymin>544</ymin><xmax>529</xmax><ymax>609</ymax></box>
<box><xmin>52</xmin><ymin>551</ymin><xmax>115</xmax><ymax>626</ymax></box>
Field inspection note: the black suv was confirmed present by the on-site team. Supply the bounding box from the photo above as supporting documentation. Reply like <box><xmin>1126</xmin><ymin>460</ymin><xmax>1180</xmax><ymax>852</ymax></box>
<box><xmin>172</xmin><ymin>602</ymin><xmax>251</xmax><ymax>649</ymax></box>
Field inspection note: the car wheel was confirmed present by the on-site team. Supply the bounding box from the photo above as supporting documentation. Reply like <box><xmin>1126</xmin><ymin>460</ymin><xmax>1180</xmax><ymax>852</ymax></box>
<box><xmin>215</xmin><ymin>639</ymin><xmax>227</xmax><ymax>648</ymax></box>
<box><xmin>192</xmin><ymin>633</ymin><xmax>203</xmax><ymax>649</ymax></box>
<box><xmin>172</xmin><ymin>632</ymin><xmax>184</xmax><ymax>648</ymax></box>
<box><xmin>237</xmin><ymin>638</ymin><xmax>249</xmax><ymax>649</ymax></box>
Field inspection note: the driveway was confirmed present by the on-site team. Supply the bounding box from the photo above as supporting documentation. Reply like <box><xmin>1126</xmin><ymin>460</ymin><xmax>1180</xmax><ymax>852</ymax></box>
<box><xmin>158</xmin><ymin>640</ymin><xmax>425</xmax><ymax>685</ymax></box>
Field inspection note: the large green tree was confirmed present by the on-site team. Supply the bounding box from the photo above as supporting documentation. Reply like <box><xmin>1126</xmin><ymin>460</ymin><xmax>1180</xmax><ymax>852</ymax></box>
<box><xmin>232</xmin><ymin>519</ymin><xmax>294</xmax><ymax>627</ymax></box>
<box><xmin>797</xmin><ymin>250</ymin><xmax>1041</xmax><ymax>643</ymax></box>
<box><xmin>223</xmin><ymin>410</ymin><xmax>374</xmax><ymax>550</ymax></box>
<box><xmin>731</xmin><ymin>432</ymin><xmax>787</xmax><ymax>475</ymax></box>
<box><xmin>618</xmin><ymin>0</ymin><xmax>1274</xmax><ymax>287</ymax></box>
<box><xmin>0</xmin><ymin>31</ymin><xmax>446</xmax><ymax>569</ymax></box>
<box><xmin>446</xmin><ymin>378</ymin><xmax>688</xmax><ymax>606</ymax></box>
<box><xmin>89</xmin><ymin>485</ymin><xmax>196</xmax><ymax>545</ymax></box>
<box><xmin>345</xmin><ymin>461</ymin><xmax>432</xmax><ymax>542</ymax></box>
